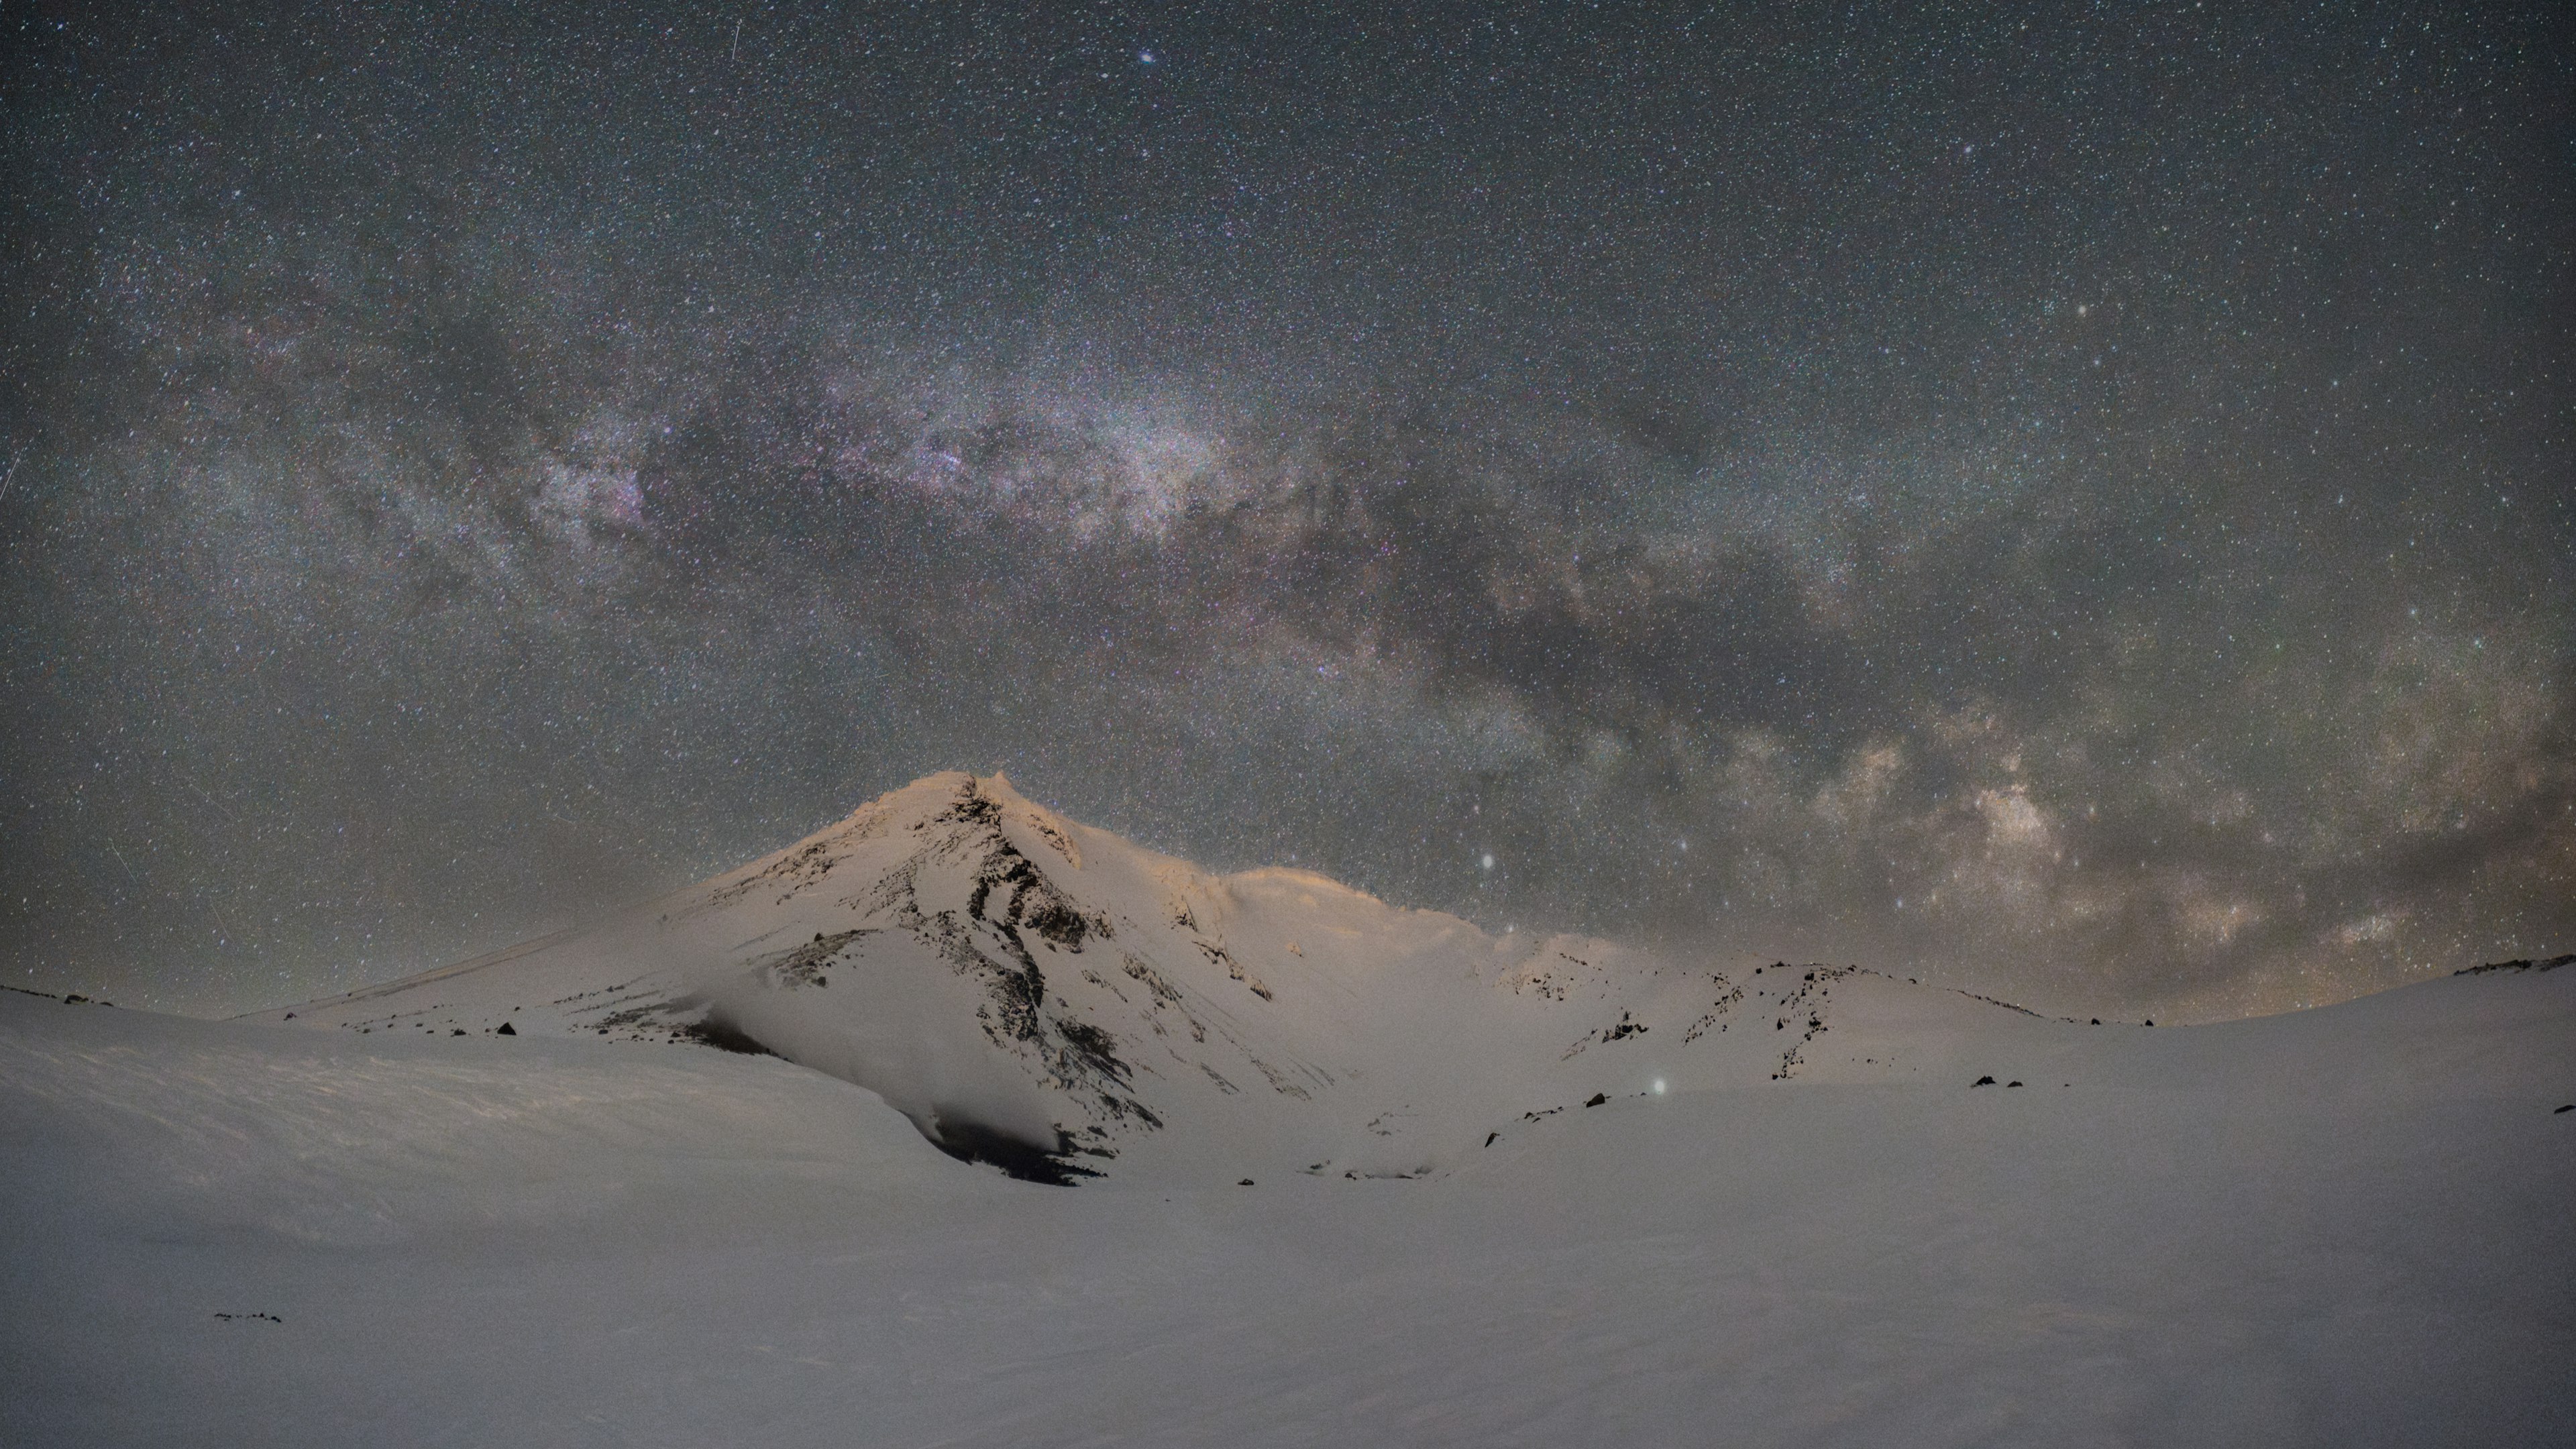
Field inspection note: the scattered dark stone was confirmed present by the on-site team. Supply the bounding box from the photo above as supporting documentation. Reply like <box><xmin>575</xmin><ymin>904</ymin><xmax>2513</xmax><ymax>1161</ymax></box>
<box><xmin>2090</xmin><ymin>1018</ymin><xmax>2102</xmax><ymax>1025</ymax></box>
<box><xmin>2557</xmin><ymin>1104</ymin><xmax>2574</xmax><ymax>1114</ymax></box>
<box><xmin>1972</xmin><ymin>1075</ymin><xmax>1996</xmax><ymax>1087</ymax></box>
<box><xmin>213</xmin><ymin>1311</ymin><xmax>282</xmax><ymax>1324</ymax></box>
<box><xmin>2144</xmin><ymin>1019</ymin><xmax>2154</xmax><ymax>1026</ymax></box>
<box><xmin>1584</xmin><ymin>1092</ymin><xmax>1608</xmax><ymax>1108</ymax></box>
<box><xmin>1238</xmin><ymin>1178</ymin><xmax>1255</xmax><ymax>1186</ymax></box>
<box><xmin>2006</xmin><ymin>1081</ymin><xmax>2023</xmax><ymax>1088</ymax></box>
<box><xmin>1485</xmin><ymin>1131</ymin><xmax>1499</xmax><ymax>1148</ymax></box>
<box><xmin>494</xmin><ymin>1022</ymin><xmax>516</xmax><ymax>1036</ymax></box>
<box><xmin>282</xmin><ymin>1012</ymin><xmax>294</xmax><ymax>1020</ymax></box>
<box><xmin>62</xmin><ymin>994</ymin><xmax>89</xmax><ymax>1005</ymax></box>
<box><xmin>451</xmin><ymin>1028</ymin><xmax>466</xmax><ymax>1036</ymax></box>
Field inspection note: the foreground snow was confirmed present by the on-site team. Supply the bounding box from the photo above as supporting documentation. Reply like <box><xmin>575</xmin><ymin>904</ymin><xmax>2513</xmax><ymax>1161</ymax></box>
<box><xmin>3</xmin><ymin>775</ymin><xmax>2571</xmax><ymax>1445</ymax></box>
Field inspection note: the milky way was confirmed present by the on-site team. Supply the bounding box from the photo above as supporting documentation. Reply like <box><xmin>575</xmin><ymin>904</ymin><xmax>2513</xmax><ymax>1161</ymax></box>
<box><xmin>4</xmin><ymin>1</ymin><xmax>2569</xmax><ymax>1018</ymax></box>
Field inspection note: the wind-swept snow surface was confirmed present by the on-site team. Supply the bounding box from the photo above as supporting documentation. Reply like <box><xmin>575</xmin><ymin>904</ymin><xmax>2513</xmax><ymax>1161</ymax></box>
<box><xmin>5</xmin><ymin>774</ymin><xmax>2572</xmax><ymax>1446</ymax></box>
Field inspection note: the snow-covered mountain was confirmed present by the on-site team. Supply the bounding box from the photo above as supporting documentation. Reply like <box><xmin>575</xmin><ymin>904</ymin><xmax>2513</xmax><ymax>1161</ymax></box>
<box><xmin>9</xmin><ymin>773</ymin><xmax>2571</xmax><ymax>1445</ymax></box>
<box><xmin>244</xmin><ymin>771</ymin><xmax>2123</xmax><ymax>1184</ymax></box>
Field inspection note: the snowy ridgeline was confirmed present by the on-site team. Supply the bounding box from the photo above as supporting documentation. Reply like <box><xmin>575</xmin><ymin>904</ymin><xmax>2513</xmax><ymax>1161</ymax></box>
<box><xmin>3</xmin><ymin>772</ymin><xmax>2571</xmax><ymax>1446</ymax></box>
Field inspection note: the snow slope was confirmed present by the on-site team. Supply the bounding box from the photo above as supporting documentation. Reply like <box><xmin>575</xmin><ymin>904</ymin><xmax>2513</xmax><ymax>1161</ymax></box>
<box><xmin>5</xmin><ymin>773</ymin><xmax>2572</xmax><ymax>1446</ymax></box>
<box><xmin>235</xmin><ymin>772</ymin><xmax>2143</xmax><ymax>1185</ymax></box>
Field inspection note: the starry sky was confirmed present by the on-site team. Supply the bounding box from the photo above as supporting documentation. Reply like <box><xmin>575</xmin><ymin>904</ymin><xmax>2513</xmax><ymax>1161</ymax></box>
<box><xmin>4</xmin><ymin>1</ymin><xmax>2569</xmax><ymax>1020</ymax></box>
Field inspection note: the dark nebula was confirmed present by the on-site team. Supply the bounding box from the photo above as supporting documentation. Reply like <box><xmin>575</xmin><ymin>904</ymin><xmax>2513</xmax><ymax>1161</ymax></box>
<box><xmin>3</xmin><ymin>1</ymin><xmax>2568</xmax><ymax>1018</ymax></box>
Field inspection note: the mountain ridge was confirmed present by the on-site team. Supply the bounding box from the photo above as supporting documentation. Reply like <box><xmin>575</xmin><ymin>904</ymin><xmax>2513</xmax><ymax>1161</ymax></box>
<box><xmin>241</xmin><ymin>771</ymin><xmax>2569</xmax><ymax>1185</ymax></box>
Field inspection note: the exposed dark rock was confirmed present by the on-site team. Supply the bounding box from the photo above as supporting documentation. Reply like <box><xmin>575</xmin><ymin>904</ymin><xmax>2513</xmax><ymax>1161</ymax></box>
<box><xmin>1022</xmin><ymin>898</ymin><xmax>1089</xmax><ymax>950</ymax></box>
<box><xmin>2456</xmin><ymin>954</ymin><xmax>2575</xmax><ymax>976</ymax></box>
<box><xmin>938</xmin><ymin>788</ymin><xmax>1003</xmax><ymax>828</ymax></box>
<box><xmin>1053</xmin><ymin>1016</ymin><xmax>1130</xmax><ymax>1085</ymax></box>
<box><xmin>925</xmin><ymin>1117</ymin><xmax>1100</xmax><ymax>1186</ymax></box>
<box><xmin>495</xmin><ymin>1021</ymin><xmax>516</xmax><ymax>1036</ymax></box>
<box><xmin>676</xmin><ymin>1016</ymin><xmax>776</xmax><ymax>1057</ymax></box>
<box><xmin>1584</xmin><ymin>1092</ymin><xmax>1608</xmax><ymax>1108</ymax></box>
<box><xmin>1973</xmin><ymin>1075</ymin><xmax>1995</xmax><ymax>1087</ymax></box>
<box><xmin>1957</xmin><ymin>989</ymin><xmax>2046</xmax><ymax>1018</ymax></box>
<box><xmin>758</xmin><ymin>928</ymin><xmax>871</xmax><ymax>988</ymax></box>
<box><xmin>1196</xmin><ymin>941</ymin><xmax>1273</xmax><ymax>1000</ymax></box>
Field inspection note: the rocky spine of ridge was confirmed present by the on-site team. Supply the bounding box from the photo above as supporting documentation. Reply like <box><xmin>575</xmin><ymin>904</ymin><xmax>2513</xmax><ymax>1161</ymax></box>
<box><xmin>885</xmin><ymin>782</ymin><xmax>1158</xmax><ymax>1167</ymax></box>
<box><xmin>690</xmin><ymin>775</ymin><xmax>1168</xmax><ymax>1180</ymax></box>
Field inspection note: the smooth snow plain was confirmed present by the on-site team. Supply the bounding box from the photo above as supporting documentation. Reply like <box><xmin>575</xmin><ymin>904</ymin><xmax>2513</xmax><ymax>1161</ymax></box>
<box><xmin>4</xmin><ymin>774</ymin><xmax>2571</xmax><ymax>1446</ymax></box>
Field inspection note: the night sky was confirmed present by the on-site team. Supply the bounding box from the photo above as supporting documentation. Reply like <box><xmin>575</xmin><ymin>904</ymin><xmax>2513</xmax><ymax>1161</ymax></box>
<box><xmin>4</xmin><ymin>1</ymin><xmax>2569</xmax><ymax>1020</ymax></box>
